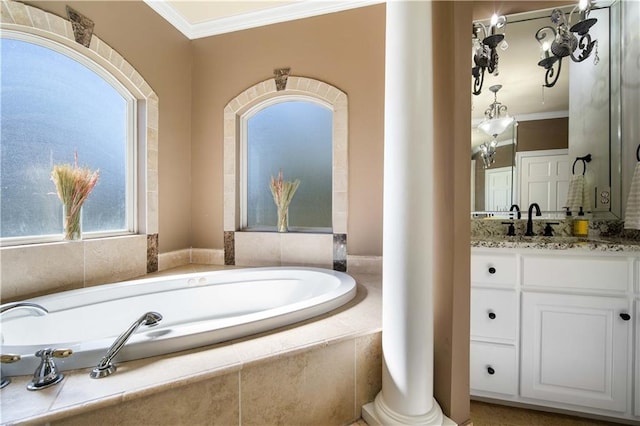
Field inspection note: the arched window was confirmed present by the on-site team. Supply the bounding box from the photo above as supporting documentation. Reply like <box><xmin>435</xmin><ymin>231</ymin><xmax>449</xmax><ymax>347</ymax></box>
<box><xmin>242</xmin><ymin>98</ymin><xmax>333</xmax><ymax>232</ymax></box>
<box><xmin>1</xmin><ymin>33</ymin><xmax>135</xmax><ymax>243</ymax></box>
<box><xmin>224</xmin><ymin>76</ymin><xmax>348</xmax><ymax>268</ymax></box>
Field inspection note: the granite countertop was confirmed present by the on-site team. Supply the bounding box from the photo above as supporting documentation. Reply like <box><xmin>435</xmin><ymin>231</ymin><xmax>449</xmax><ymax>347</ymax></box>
<box><xmin>471</xmin><ymin>235</ymin><xmax>640</xmax><ymax>252</ymax></box>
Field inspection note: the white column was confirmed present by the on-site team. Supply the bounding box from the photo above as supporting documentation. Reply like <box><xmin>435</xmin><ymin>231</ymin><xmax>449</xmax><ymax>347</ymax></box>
<box><xmin>362</xmin><ymin>1</ymin><xmax>448</xmax><ymax>424</ymax></box>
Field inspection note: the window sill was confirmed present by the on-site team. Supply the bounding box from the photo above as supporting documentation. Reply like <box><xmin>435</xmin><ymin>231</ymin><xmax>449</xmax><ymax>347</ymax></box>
<box><xmin>240</xmin><ymin>226</ymin><xmax>333</xmax><ymax>234</ymax></box>
<box><xmin>0</xmin><ymin>231</ymin><xmax>136</xmax><ymax>248</ymax></box>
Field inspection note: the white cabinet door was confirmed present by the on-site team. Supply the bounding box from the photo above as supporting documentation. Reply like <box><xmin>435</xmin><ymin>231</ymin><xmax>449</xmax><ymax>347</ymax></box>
<box><xmin>521</xmin><ymin>292</ymin><xmax>631</xmax><ymax>412</ymax></box>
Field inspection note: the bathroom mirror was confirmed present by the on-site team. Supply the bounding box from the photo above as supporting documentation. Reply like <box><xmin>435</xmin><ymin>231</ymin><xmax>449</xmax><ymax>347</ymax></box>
<box><xmin>470</xmin><ymin>1</ymin><xmax>621</xmax><ymax>218</ymax></box>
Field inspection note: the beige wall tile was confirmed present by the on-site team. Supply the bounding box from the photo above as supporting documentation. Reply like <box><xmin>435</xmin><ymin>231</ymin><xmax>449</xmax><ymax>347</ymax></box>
<box><xmin>1</xmin><ymin>1</ymin><xmax>14</xmax><ymax>23</ymax></box>
<box><xmin>241</xmin><ymin>339</ymin><xmax>356</xmax><ymax>425</ymax></box>
<box><xmin>0</xmin><ymin>242</ymin><xmax>84</xmax><ymax>300</ymax></box>
<box><xmin>234</xmin><ymin>232</ymin><xmax>281</xmax><ymax>266</ymax></box>
<box><xmin>347</xmin><ymin>255</ymin><xmax>382</xmax><ymax>275</ymax></box>
<box><xmin>27</xmin><ymin>5</ymin><xmax>48</xmax><ymax>29</ymax></box>
<box><xmin>6</xmin><ymin>1</ymin><xmax>32</xmax><ymax>26</ymax></box>
<box><xmin>191</xmin><ymin>248</ymin><xmax>224</xmax><ymax>265</ymax></box>
<box><xmin>158</xmin><ymin>249</ymin><xmax>191</xmax><ymax>271</ymax></box>
<box><xmin>355</xmin><ymin>332</ymin><xmax>382</xmax><ymax>413</ymax></box>
<box><xmin>84</xmin><ymin>236</ymin><xmax>147</xmax><ymax>286</ymax></box>
<box><xmin>280</xmin><ymin>233</ymin><xmax>332</xmax><ymax>267</ymax></box>
<box><xmin>53</xmin><ymin>373</ymin><xmax>239</xmax><ymax>426</ymax></box>
<box><xmin>333</xmin><ymin>211</ymin><xmax>348</xmax><ymax>235</ymax></box>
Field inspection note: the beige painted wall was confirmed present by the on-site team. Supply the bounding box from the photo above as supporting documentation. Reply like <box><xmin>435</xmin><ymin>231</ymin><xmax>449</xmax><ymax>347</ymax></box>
<box><xmin>190</xmin><ymin>5</ymin><xmax>385</xmax><ymax>256</ymax></box>
<box><xmin>518</xmin><ymin>118</ymin><xmax>568</xmax><ymax>152</ymax></box>
<box><xmin>26</xmin><ymin>0</ymin><xmax>193</xmax><ymax>253</ymax></box>
<box><xmin>433</xmin><ymin>2</ymin><xmax>472</xmax><ymax>423</ymax></box>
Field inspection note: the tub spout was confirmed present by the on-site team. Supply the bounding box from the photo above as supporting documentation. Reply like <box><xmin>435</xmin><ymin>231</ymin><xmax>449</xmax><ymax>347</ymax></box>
<box><xmin>90</xmin><ymin>312</ymin><xmax>162</xmax><ymax>379</ymax></box>
<box><xmin>0</xmin><ymin>302</ymin><xmax>48</xmax><ymax>316</ymax></box>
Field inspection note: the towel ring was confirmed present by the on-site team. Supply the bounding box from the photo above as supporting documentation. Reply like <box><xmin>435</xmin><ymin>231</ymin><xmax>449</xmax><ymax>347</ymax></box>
<box><xmin>636</xmin><ymin>145</ymin><xmax>640</xmax><ymax>162</ymax></box>
<box><xmin>572</xmin><ymin>154</ymin><xmax>592</xmax><ymax>175</ymax></box>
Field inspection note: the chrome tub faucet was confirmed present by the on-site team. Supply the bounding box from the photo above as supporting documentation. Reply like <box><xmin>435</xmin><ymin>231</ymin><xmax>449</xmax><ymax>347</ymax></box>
<box><xmin>90</xmin><ymin>311</ymin><xmax>163</xmax><ymax>379</ymax></box>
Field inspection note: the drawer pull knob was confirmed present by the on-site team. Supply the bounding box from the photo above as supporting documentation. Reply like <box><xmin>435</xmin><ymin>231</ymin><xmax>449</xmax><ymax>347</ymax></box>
<box><xmin>488</xmin><ymin>312</ymin><xmax>496</xmax><ymax>320</ymax></box>
<box><xmin>487</xmin><ymin>366</ymin><xmax>495</xmax><ymax>375</ymax></box>
<box><xmin>620</xmin><ymin>313</ymin><xmax>631</xmax><ymax>321</ymax></box>
<box><xmin>488</xmin><ymin>267</ymin><xmax>496</xmax><ymax>274</ymax></box>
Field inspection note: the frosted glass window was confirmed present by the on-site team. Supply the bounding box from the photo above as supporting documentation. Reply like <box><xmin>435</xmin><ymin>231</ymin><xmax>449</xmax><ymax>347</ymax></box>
<box><xmin>0</xmin><ymin>37</ymin><xmax>133</xmax><ymax>240</ymax></box>
<box><xmin>246</xmin><ymin>100</ymin><xmax>332</xmax><ymax>231</ymax></box>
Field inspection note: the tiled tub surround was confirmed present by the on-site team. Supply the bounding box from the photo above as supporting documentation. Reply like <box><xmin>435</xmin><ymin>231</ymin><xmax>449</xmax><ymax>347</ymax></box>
<box><xmin>0</xmin><ymin>267</ymin><xmax>382</xmax><ymax>425</ymax></box>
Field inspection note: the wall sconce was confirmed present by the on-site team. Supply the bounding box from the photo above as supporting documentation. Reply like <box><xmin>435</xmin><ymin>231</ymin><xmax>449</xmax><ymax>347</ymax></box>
<box><xmin>535</xmin><ymin>0</ymin><xmax>599</xmax><ymax>88</ymax></box>
<box><xmin>477</xmin><ymin>84</ymin><xmax>515</xmax><ymax>168</ymax></box>
<box><xmin>472</xmin><ymin>14</ymin><xmax>508</xmax><ymax>96</ymax></box>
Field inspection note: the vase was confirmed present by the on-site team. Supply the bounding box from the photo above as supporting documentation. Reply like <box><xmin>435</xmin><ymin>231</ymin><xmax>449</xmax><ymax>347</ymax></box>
<box><xmin>277</xmin><ymin>206</ymin><xmax>289</xmax><ymax>232</ymax></box>
<box><xmin>63</xmin><ymin>204</ymin><xmax>82</xmax><ymax>240</ymax></box>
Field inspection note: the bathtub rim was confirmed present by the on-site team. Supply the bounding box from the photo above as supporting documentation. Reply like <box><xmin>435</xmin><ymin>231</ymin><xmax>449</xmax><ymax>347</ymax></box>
<box><xmin>0</xmin><ymin>266</ymin><xmax>358</xmax><ymax>376</ymax></box>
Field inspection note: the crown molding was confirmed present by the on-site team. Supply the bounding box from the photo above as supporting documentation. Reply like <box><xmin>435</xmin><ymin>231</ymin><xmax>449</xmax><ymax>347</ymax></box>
<box><xmin>144</xmin><ymin>0</ymin><xmax>385</xmax><ymax>40</ymax></box>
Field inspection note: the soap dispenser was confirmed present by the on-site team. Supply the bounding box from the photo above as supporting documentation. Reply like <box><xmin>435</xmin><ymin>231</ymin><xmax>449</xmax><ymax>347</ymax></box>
<box><xmin>573</xmin><ymin>207</ymin><xmax>589</xmax><ymax>237</ymax></box>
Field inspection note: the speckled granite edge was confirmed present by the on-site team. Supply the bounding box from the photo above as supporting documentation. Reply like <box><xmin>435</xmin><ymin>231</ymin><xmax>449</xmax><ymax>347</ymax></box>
<box><xmin>472</xmin><ymin>218</ymin><xmax>640</xmax><ymax>251</ymax></box>
<box><xmin>471</xmin><ymin>236</ymin><xmax>640</xmax><ymax>251</ymax></box>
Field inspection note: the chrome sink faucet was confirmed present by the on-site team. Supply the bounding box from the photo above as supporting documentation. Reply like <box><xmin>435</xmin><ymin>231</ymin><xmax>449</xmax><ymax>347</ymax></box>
<box><xmin>525</xmin><ymin>203</ymin><xmax>542</xmax><ymax>236</ymax></box>
<box><xmin>90</xmin><ymin>311</ymin><xmax>162</xmax><ymax>379</ymax></box>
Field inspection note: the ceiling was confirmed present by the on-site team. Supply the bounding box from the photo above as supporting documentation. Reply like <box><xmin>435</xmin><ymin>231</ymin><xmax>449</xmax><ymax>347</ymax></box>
<box><xmin>142</xmin><ymin>2</ymin><xmax>601</xmax><ymax>151</ymax></box>
<box><xmin>143</xmin><ymin>0</ymin><xmax>383</xmax><ymax>39</ymax></box>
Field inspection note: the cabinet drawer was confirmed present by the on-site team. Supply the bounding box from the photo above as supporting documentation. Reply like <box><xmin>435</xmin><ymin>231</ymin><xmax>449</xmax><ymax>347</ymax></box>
<box><xmin>471</xmin><ymin>254</ymin><xmax>517</xmax><ymax>287</ymax></box>
<box><xmin>471</xmin><ymin>288</ymin><xmax>517</xmax><ymax>342</ymax></box>
<box><xmin>522</xmin><ymin>255</ymin><xmax>630</xmax><ymax>292</ymax></box>
<box><xmin>470</xmin><ymin>342</ymin><xmax>517</xmax><ymax>395</ymax></box>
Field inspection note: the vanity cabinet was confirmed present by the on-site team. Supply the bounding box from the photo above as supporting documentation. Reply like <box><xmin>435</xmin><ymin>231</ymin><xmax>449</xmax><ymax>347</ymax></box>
<box><xmin>471</xmin><ymin>248</ymin><xmax>638</xmax><ymax>423</ymax></box>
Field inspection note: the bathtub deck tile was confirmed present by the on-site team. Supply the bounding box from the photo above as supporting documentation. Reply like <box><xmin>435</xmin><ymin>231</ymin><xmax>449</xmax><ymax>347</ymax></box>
<box><xmin>1</xmin><ymin>269</ymin><xmax>381</xmax><ymax>426</ymax></box>
<box><xmin>47</xmin><ymin>343</ymin><xmax>242</xmax><ymax>414</ymax></box>
<box><xmin>0</xmin><ymin>374</ymin><xmax>64</xmax><ymax>421</ymax></box>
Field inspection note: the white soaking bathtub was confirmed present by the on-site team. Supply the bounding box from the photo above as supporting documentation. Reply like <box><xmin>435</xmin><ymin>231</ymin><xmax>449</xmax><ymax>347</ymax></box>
<box><xmin>0</xmin><ymin>267</ymin><xmax>357</xmax><ymax>376</ymax></box>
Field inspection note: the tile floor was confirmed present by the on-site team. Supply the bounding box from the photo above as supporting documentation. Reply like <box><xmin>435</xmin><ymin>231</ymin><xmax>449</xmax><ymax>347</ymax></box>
<box><xmin>352</xmin><ymin>401</ymin><xmax>621</xmax><ymax>425</ymax></box>
<box><xmin>469</xmin><ymin>401</ymin><xmax>619</xmax><ymax>425</ymax></box>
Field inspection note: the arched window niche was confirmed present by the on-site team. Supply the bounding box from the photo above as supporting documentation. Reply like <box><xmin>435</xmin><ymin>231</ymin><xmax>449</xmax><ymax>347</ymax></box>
<box><xmin>0</xmin><ymin>0</ymin><xmax>159</xmax><ymax>300</ymax></box>
<box><xmin>224</xmin><ymin>76</ymin><xmax>348</xmax><ymax>270</ymax></box>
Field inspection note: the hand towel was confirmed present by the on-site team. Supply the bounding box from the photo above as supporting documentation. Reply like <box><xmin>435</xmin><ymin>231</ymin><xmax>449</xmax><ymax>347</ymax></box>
<box><xmin>564</xmin><ymin>175</ymin><xmax>591</xmax><ymax>212</ymax></box>
<box><xmin>624</xmin><ymin>163</ymin><xmax>640</xmax><ymax>229</ymax></box>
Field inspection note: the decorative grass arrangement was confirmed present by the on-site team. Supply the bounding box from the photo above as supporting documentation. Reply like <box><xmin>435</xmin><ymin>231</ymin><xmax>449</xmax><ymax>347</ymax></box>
<box><xmin>269</xmin><ymin>170</ymin><xmax>300</xmax><ymax>232</ymax></box>
<box><xmin>51</xmin><ymin>152</ymin><xmax>99</xmax><ymax>240</ymax></box>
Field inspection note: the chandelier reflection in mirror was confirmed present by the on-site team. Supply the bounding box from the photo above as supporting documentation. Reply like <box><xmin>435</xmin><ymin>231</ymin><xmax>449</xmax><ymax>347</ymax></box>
<box><xmin>535</xmin><ymin>0</ymin><xmax>599</xmax><ymax>88</ymax></box>
<box><xmin>472</xmin><ymin>14</ymin><xmax>508</xmax><ymax>96</ymax></box>
<box><xmin>478</xmin><ymin>84</ymin><xmax>515</xmax><ymax>168</ymax></box>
